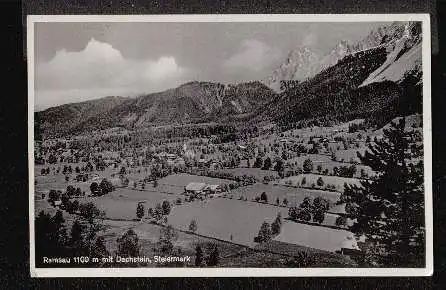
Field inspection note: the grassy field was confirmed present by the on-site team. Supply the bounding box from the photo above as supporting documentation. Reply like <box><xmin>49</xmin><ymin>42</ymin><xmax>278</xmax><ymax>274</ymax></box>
<box><xmin>159</xmin><ymin>173</ymin><xmax>234</xmax><ymax>187</ymax></box>
<box><xmin>85</xmin><ymin>187</ymin><xmax>179</xmax><ymax>220</ymax></box>
<box><xmin>279</xmin><ymin>173</ymin><xmax>363</xmax><ymax>192</ymax></box>
<box><xmin>231</xmin><ymin>183</ymin><xmax>341</xmax><ymax>206</ymax></box>
<box><xmin>284</xmin><ymin>153</ymin><xmax>373</xmax><ymax>178</ymax></box>
<box><xmin>274</xmin><ymin>221</ymin><xmax>353</xmax><ymax>252</ymax></box>
<box><xmin>218</xmin><ymin>168</ymin><xmax>279</xmax><ymax>179</ymax></box>
<box><xmin>334</xmin><ymin>148</ymin><xmax>367</xmax><ymax>163</ymax></box>
<box><xmin>103</xmin><ymin>220</ymin><xmax>294</xmax><ymax>267</ymax></box>
<box><xmin>167</xmin><ymin>197</ymin><xmax>350</xmax><ymax>253</ymax></box>
<box><xmin>168</xmin><ymin>198</ymin><xmax>288</xmax><ymax>246</ymax></box>
<box><xmin>34</xmin><ymin>163</ymin><xmax>119</xmax><ymax>195</ymax></box>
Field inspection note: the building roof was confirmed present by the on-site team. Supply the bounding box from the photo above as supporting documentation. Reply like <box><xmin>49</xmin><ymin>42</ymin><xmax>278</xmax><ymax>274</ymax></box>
<box><xmin>205</xmin><ymin>184</ymin><xmax>220</xmax><ymax>191</ymax></box>
<box><xmin>185</xmin><ymin>182</ymin><xmax>207</xmax><ymax>191</ymax></box>
<box><xmin>341</xmin><ymin>234</ymin><xmax>360</xmax><ymax>250</ymax></box>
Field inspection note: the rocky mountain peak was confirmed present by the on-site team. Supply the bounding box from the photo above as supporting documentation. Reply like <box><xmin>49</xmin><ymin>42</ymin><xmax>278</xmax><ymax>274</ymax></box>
<box><xmin>264</xmin><ymin>21</ymin><xmax>422</xmax><ymax>92</ymax></box>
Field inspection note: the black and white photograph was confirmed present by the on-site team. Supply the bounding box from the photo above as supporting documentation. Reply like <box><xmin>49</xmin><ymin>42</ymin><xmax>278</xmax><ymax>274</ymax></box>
<box><xmin>28</xmin><ymin>14</ymin><xmax>432</xmax><ymax>277</ymax></box>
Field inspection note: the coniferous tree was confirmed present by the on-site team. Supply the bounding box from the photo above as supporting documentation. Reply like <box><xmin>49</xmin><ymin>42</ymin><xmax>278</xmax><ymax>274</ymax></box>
<box><xmin>70</xmin><ymin>219</ymin><xmax>88</xmax><ymax>256</ymax></box>
<box><xmin>189</xmin><ymin>219</ymin><xmax>198</xmax><ymax>233</ymax></box>
<box><xmin>340</xmin><ymin>118</ymin><xmax>424</xmax><ymax>266</ymax></box>
<box><xmin>207</xmin><ymin>245</ymin><xmax>220</xmax><ymax>266</ymax></box>
<box><xmin>91</xmin><ymin>236</ymin><xmax>109</xmax><ymax>262</ymax></box>
<box><xmin>35</xmin><ymin>210</ymin><xmax>69</xmax><ymax>262</ymax></box>
<box><xmin>303</xmin><ymin>159</ymin><xmax>313</xmax><ymax>173</ymax></box>
<box><xmin>159</xmin><ymin>225</ymin><xmax>178</xmax><ymax>254</ymax></box>
<box><xmin>136</xmin><ymin>203</ymin><xmax>145</xmax><ymax>219</ymax></box>
<box><xmin>262</xmin><ymin>157</ymin><xmax>272</xmax><ymax>170</ymax></box>
<box><xmin>256</xmin><ymin>221</ymin><xmax>272</xmax><ymax>243</ymax></box>
<box><xmin>253</xmin><ymin>157</ymin><xmax>263</xmax><ymax>168</ymax></box>
<box><xmin>117</xmin><ymin>229</ymin><xmax>140</xmax><ymax>258</ymax></box>
<box><xmin>195</xmin><ymin>245</ymin><xmax>203</xmax><ymax>267</ymax></box>
<box><xmin>271</xmin><ymin>212</ymin><xmax>282</xmax><ymax>236</ymax></box>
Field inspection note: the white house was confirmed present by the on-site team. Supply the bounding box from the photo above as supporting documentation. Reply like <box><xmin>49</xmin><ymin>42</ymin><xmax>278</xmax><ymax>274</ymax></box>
<box><xmin>205</xmin><ymin>184</ymin><xmax>221</xmax><ymax>194</ymax></box>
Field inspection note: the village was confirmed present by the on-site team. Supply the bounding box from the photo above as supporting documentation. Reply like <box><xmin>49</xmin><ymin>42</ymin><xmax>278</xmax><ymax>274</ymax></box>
<box><xmin>33</xmin><ymin>113</ymin><xmax>423</xmax><ymax>268</ymax></box>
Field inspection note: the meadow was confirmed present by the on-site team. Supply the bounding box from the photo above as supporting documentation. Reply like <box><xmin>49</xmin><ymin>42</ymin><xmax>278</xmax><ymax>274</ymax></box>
<box><xmin>273</xmin><ymin>222</ymin><xmax>353</xmax><ymax>252</ymax></box>
<box><xmin>158</xmin><ymin>173</ymin><xmax>234</xmax><ymax>187</ymax></box>
<box><xmin>85</xmin><ymin>187</ymin><xmax>180</xmax><ymax>220</ymax></box>
<box><xmin>279</xmin><ymin>173</ymin><xmax>363</xmax><ymax>192</ymax></box>
<box><xmin>168</xmin><ymin>197</ymin><xmax>352</xmax><ymax>252</ymax></box>
<box><xmin>168</xmin><ymin>198</ymin><xmax>288</xmax><ymax>246</ymax></box>
<box><xmin>231</xmin><ymin>183</ymin><xmax>341</xmax><ymax>206</ymax></box>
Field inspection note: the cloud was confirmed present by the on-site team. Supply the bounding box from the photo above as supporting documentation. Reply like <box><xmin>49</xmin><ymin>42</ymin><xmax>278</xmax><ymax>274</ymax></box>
<box><xmin>223</xmin><ymin>39</ymin><xmax>281</xmax><ymax>72</ymax></box>
<box><xmin>36</xmin><ymin>38</ymin><xmax>190</xmax><ymax>109</ymax></box>
<box><xmin>145</xmin><ymin>56</ymin><xmax>185</xmax><ymax>81</ymax></box>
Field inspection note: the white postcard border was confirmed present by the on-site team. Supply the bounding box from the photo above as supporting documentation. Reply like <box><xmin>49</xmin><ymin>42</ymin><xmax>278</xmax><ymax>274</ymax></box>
<box><xmin>27</xmin><ymin>13</ymin><xmax>433</xmax><ymax>277</ymax></box>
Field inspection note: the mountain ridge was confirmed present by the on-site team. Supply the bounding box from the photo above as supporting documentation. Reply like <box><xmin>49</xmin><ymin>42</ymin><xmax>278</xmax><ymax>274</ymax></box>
<box><xmin>36</xmin><ymin>21</ymin><xmax>423</xmax><ymax>138</ymax></box>
<box><xmin>264</xmin><ymin>21</ymin><xmax>421</xmax><ymax>92</ymax></box>
<box><xmin>37</xmin><ymin>81</ymin><xmax>276</xmax><ymax>137</ymax></box>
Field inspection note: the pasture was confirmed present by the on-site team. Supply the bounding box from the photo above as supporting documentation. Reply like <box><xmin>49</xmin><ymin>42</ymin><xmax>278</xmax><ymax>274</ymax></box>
<box><xmin>273</xmin><ymin>222</ymin><xmax>353</xmax><ymax>252</ymax></box>
<box><xmin>102</xmin><ymin>220</ymin><xmax>289</xmax><ymax>267</ymax></box>
<box><xmin>279</xmin><ymin>173</ymin><xmax>363</xmax><ymax>192</ymax></box>
<box><xmin>34</xmin><ymin>169</ymin><xmax>94</xmax><ymax>195</ymax></box>
<box><xmin>86</xmin><ymin>187</ymin><xmax>179</xmax><ymax>220</ymax></box>
<box><xmin>168</xmin><ymin>198</ymin><xmax>288</xmax><ymax>246</ymax></box>
<box><xmin>158</xmin><ymin>173</ymin><xmax>234</xmax><ymax>187</ymax></box>
<box><xmin>168</xmin><ymin>198</ymin><xmax>351</xmax><ymax>252</ymax></box>
<box><xmin>218</xmin><ymin>168</ymin><xmax>279</xmax><ymax>179</ymax></box>
<box><xmin>231</xmin><ymin>183</ymin><xmax>341</xmax><ymax>207</ymax></box>
<box><xmin>284</xmin><ymin>153</ymin><xmax>373</xmax><ymax>178</ymax></box>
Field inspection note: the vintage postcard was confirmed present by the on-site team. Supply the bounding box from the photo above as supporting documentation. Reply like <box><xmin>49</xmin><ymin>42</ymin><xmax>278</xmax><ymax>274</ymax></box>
<box><xmin>28</xmin><ymin>14</ymin><xmax>432</xmax><ymax>277</ymax></box>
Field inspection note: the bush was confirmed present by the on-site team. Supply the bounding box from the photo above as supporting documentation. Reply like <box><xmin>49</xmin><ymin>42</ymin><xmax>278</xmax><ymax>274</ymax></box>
<box><xmin>260</xmin><ymin>192</ymin><xmax>268</xmax><ymax>202</ymax></box>
<box><xmin>335</xmin><ymin>215</ymin><xmax>347</xmax><ymax>227</ymax></box>
<box><xmin>162</xmin><ymin>200</ymin><xmax>171</xmax><ymax>215</ymax></box>
<box><xmin>136</xmin><ymin>203</ymin><xmax>145</xmax><ymax>219</ymax></box>
<box><xmin>313</xmin><ymin>210</ymin><xmax>325</xmax><ymax>224</ymax></box>
<box><xmin>48</xmin><ymin>189</ymin><xmax>61</xmax><ymax>204</ymax></box>
<box><xmin>117</xmin><ymin>229</ymin><xmax>140</xmax><ymax>258</ymax></box>
<box><xmin>90</xmin><ymin>182</ymin><xmax>100</xmax><ymax>196</ymax></box>
<box><xmin>271</xmin><ymin>212</ymin><xmax>282</xmax><ymax>236</ymax></box>
<box><xmin>297</xmin><ymin>209</ymin><xmax>312</xmax><ymax>222</ymax></box>
<box><xmin>284</xmin><ymin>251</ymin><xmax>316</xmax><ymax>267</ymax></box>
<box><xmin>189</xmin><ymin>219</ymin><xmax>198</xmax><ymax>233</ymax></box>
<box><xmin>159</xmin><ymin>225</ymin><xmax>178</xmax><ymax>254</ymax></box>
<box><xmin>303</xmin><ymin>159</ymin><xmax>313</xmax><ymax>173</ymax></box>
<box><xmin>317</xmin><ymin>177</ymin><xmax>324</xmax><ymax>187</ymax></box>
<box><xmin>283</xmin><ymin>198</ymin><xmax>288</xmax><ymax>206</ymax></box>
<box><xmin>256</xmin><ymin>222</ymin><xmax>272</xmax><ymax>243</ymax></box>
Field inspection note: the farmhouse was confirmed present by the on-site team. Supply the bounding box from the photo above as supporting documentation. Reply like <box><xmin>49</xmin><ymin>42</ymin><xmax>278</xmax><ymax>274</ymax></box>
<box><xmin>205</xmin><ymin>184</ymin><xmax>222</xmax><ymax>194</ymax></box>
<box><xmin>184</xmin><ymin>182</ymin><xmax>207</xmax><ymax>195</ymax></box>
<box><xmin>339</xmin><ymin>234</ymin><xmax>362</xmax><ymax>257</ymax></box>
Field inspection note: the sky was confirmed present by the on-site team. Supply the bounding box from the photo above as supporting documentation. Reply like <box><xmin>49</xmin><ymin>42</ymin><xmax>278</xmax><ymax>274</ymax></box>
<box><xmin>33</xmin><ymin>21</ymin><xmax>387</xmax><ymax>111</ymax></box>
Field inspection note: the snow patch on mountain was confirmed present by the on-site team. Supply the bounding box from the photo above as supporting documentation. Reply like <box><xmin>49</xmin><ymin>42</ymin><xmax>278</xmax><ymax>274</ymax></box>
<box><xmin>360</xmin><ymin>41</ymin><xmax>421</xmax><ymax>87</ymax></box>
